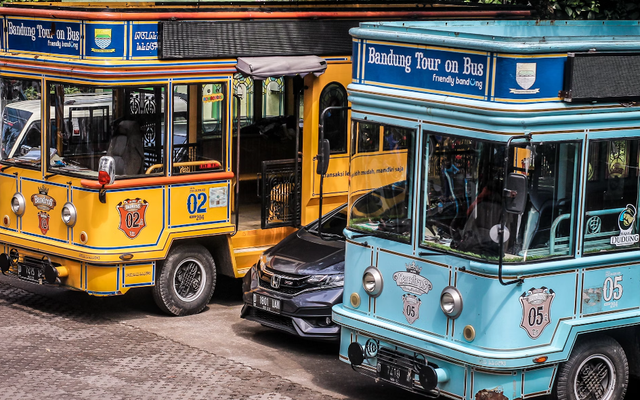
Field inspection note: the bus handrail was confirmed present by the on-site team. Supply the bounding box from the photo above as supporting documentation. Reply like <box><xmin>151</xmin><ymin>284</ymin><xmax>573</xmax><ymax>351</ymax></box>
<box><xmin>145</xmin><ymin>160</ymin><xmax>221</xmax><ymax>174</ymax></box>
<box><xmin>549</xmin><ymin>208</ymin><xmax>625</xmax><ymax>254</ymax></box>
<box><xmin>81</xmin><ymin>171</ymin><xmax>233</xmax><ymax>189</ymax></box>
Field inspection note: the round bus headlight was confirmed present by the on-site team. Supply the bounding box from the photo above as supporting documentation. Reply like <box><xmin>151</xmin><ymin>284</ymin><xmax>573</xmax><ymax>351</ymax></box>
<box><xmin>440</xmin><ymin>286</ymin><xmax>463</xmax><ymax>319</ymax></box>
<box><xmin>11</xmin><ymin>193</ymin><xmax>26</xmax><ymax>216</ymax></box>
<box><xmin>362</xmin><ymin>266</ymin><xmax>383</xmax><ymax>297</ymax></box>
<box><xmin>61</xmin><ymin>202</ymin><xmax>77</xmax><ymax>227</ymax></box>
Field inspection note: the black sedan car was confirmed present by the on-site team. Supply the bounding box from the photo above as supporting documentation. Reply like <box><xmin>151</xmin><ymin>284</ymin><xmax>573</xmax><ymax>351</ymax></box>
<box><xmin>241</xmin><ymin>204</ymin><xmax>346</xmax><ymax>341</ymax></box>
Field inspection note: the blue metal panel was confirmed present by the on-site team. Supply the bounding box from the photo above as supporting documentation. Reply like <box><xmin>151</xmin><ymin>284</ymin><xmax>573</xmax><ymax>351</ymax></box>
<box><xmin>6</xmin><ymin>18</ymin><xmax>82</xmax><ymax>57</ymax></box>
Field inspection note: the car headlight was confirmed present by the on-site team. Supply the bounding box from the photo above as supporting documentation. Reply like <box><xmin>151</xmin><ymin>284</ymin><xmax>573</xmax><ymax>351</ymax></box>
<box><xmin>307</xmin><ymin>273</ymin><xmax>344</xmax><ymax>287</ymax></box>
<box><xmin>258</xmin><ymin>254</ymin><xmax>272</xmax><ymax>271</ymax></box>
<box><xmin>362</xmin><ymin>266</ymin><xmax>383</xmax><ymax>297</ymax></box>
<box><xmin>11</xmin><ymin>193</ymin><xmax>26</xmax><ymax>216</ymax></box>
<box><xmin>440</xmin><ymin>286</ymin><xmax>463</xmax><ymax>319</ymax></box>
<box><xmin>61</xmin><ymin>202</ymin><xmax>77</xmax><ymax>227</ymax></box>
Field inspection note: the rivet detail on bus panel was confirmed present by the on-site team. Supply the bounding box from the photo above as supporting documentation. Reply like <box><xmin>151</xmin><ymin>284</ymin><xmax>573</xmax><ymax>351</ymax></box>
<box><xmin>350</xmin><ymin>292</ymin><xmax>361</xmax><ymax>308</ymax></box>
<box><xmin>463</xmin><ymin>325</ymin><xmax>476</xmax><ymax>342</ymax></box>
<box><xmin>79</xmin><ymin>231</ymin><xmax>88</xmax><ymax>244</ymax></box>
<box><xmin>2</xmin><ymin>215</ymin><xmax>9</xmax><ymax>227</ymax></box>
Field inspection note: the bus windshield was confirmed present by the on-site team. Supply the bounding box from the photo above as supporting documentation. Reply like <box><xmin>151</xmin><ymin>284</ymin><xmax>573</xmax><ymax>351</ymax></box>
<box><xmin>1</xmin><ymin>106</ymin><xmax>33</xmax><ymax>159</ymax></box>
<box><xmin>348</xmin><ymin>121</ymin><xmax>414</xmax><ymax>242</ymax></box>
<box><xmin>421</xmin><ymin>133</ymin><xmax>580</xmax><ymax>263</ymax></box>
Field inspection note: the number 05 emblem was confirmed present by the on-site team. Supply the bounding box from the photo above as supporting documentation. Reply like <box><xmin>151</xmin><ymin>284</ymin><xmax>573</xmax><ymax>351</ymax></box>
<box><xmin>519</xmin><ymin>287</ymin><xmax>555</xmax><ymax>339</ymax></box>
<box><xmin>117</xmin><ymin>198</ymin><xmax>148</xmax><ymax>239</ymax></box>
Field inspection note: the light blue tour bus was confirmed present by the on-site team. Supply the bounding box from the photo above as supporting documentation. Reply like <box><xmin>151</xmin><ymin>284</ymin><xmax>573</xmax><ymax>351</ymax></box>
<box><xmin>332</xmin><ymin>20</ymin><xmax>640</xmax><ymax>399</ymax></box>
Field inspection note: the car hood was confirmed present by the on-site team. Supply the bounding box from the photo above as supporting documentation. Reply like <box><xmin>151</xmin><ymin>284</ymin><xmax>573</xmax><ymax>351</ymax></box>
<box><xmin>266</xmin><ymin>228</ymin><xmax>344</xmax><ymax>276</ymax></box>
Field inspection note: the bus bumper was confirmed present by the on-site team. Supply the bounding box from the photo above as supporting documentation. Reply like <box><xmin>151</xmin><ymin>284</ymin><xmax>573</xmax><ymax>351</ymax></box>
<box><xmin>0</xmin><ymin>246</ymin><xmax>155</xmax><ymax>296</ymax></box>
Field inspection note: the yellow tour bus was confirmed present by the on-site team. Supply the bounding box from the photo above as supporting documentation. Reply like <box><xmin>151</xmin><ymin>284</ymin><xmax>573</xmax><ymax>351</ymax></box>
<box><xmin>0</xmin><ymin>2</ymin><xmax>531</xmax><ymax>315</ymax></box>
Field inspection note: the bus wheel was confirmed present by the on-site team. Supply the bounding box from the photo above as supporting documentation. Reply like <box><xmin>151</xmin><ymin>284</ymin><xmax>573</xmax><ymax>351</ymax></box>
<box><xmin>554</xmin><ymin>335</ymin><xmax>628</xmax><ymax>400</ymax></box>
<box><xmin>153</xmin><ymin>244</ymin><xmax>216</xmax><ymax>316</ymax></box>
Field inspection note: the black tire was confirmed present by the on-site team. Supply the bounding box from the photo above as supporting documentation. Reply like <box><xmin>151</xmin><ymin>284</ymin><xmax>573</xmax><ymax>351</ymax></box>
<box><xmin>554</xmin><ymin>335</ymin><xmax>628</xmax><ymax>400</ymax></box>
<box><xmin>152</xmin><ymin>244</ymin><xmax>216</xmax><ymax>316</ymax></box>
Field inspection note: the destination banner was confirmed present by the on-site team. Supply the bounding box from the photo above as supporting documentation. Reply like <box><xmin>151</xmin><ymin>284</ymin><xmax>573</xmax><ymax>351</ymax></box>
<box><xmin>85</xmin><ymin>23</ymin><xmax>126</xmax><ymax>58</ymax></box>
<box><xmin>130</xmin><ymin>23</ymin><xmax>158</xmax><ymax>58</ymax></box>
<box><xmin>6</xmin><ymin>18</ymin><xmax>81</xmax><ymax>57</ymax></box>
<box><xmin>360</xmin><ymin>42</ymin><xmax>490</xmax><ymax>99</ymax></box>
<box><xmin>492</xmin><ymin>56</ymin><xmax>566</xmax><ymax>102</ymax></box>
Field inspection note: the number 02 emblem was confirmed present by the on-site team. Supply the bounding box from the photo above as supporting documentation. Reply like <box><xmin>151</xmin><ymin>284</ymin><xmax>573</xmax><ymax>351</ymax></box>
<box><xmin>519</xmin><ymin>287</ymin><xmax>555</xmax><ymax>339</ymax></box>
<box><xmin>117</xmin><ymin>198</ymin><xmax>148</xmax><ymax>239</ymax></box>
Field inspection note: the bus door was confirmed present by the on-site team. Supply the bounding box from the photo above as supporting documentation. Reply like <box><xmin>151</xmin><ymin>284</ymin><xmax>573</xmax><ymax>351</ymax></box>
<box><xmin>234</xmin><ymin>56</ymin><xmax>326</xmax><ymax>230</ymax></box>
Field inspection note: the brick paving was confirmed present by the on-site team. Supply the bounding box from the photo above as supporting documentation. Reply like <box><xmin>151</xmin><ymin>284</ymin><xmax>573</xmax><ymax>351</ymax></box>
<box><xmin>0</xmin><ymin>281</ymin><xmax>338</xmax><ymax>400</ymax></box>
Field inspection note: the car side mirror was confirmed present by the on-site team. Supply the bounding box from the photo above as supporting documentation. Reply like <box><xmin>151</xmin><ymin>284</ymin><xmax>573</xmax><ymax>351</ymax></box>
<box><xmin>20</xmin><ymin>145</ymin><xmax>32</xmax><ymax>156</ymax></box>
<box><xmin>504</xmin><ymin>173</ymin><xmax>527</xmax><ymax>215</ymax></box>
<box><xmin>316</xmin><ymin>139</ymin><xmax>330</xmax><ymax>175</ymax></box>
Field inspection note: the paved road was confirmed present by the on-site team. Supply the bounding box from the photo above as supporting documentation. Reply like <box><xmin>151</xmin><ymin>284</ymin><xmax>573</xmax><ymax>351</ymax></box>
<box><xmin>0</xmin><ymin>274</ymin><xmax>424</xmax><ymax>400</ymax></box>
<box><xmin>1</xmin><ymin>274</ymin><xmax>638</xmax><ymax>399</ymax></box>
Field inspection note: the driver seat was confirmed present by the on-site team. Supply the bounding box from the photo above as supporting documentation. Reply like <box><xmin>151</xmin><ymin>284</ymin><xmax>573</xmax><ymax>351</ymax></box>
<box><xmin>107</xmin><ymin>120</ymin><xmax>145</xmax><ymax>175</ymax></box>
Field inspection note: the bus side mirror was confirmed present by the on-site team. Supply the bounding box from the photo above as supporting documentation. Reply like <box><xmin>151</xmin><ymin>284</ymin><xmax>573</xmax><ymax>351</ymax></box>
<box><xmin>316</xmin><ymin>139</ymin><xmax>330</xmax><ymax>175</ymax></box>
<box><xmin>504</xmin><ymin>173</ymin><xmax>527</xmax><ymax>215</ymax></box>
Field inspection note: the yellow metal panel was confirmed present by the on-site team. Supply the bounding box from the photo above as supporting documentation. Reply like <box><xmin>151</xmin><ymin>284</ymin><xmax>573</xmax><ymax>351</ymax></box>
<box><xmin>72</xmin><ymin>186</ymin><xmax>165</xmax><ymax>248</ymax></box>
<box><xmin>122</xmin><ymin>263</ymin><xmax>155</xmax><ymax>288</ymax></box>
<box><xmin>85</xmin><ymin>264</ymin><xmax>121</xmax><ymax>296</ymax></box>
<box><xmin>0</xmin><ymin>172</ymin><xmax>18</xmax><ymax>231</ymax></box>
<box><xmin>21</xmin><ymin>180</ymin><xmax>68</xmax><ymax>239</ymax></box>
<box><xmin>169</xmin><ymin>182</ymin><xmax>230</xmax><ymax>228</ymax></box>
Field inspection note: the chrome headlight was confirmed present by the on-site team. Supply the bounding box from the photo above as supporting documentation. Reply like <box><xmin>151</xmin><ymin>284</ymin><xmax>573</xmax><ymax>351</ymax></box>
<box><xmin>362</xmin><ymin>266</ymin><xmax>383</xmax><ymax>297</ymax></box>
<box><xmin>11</xmin><ymin>193</ymin><xmax>26</xmax><ymax>216</ymax></box>
<box><xmin>440</xmin><ymin>286</ymin><xmax>463</xmax><ymax>319</ymax></box>
<box><xmin>307</xmin><ymin>273</ymin><xmax>344</xmax><ymax>287</ymax></box>
<box><xmin>61</xmin><ymin>202</ymin><xmax>77</xmax><ymax>227</ymax></box>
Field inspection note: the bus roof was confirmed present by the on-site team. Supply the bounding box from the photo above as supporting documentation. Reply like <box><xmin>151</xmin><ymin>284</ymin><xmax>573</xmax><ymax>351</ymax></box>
<box><xmin>352</xmin><ymin>20</ymin><xmax>640</xmax><ymax>53</ymax></box>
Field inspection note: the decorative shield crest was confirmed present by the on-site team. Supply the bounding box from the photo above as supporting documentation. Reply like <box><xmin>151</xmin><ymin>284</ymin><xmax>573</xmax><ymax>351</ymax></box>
<box><xmin>37</xmin><ymin>211</ymin><xmax>50</xmax><ymax>235</ymax></box>
<box><xmin>31</xmin><ymin>185</ymin><xmax>56</xmax><ymax>212</ymax></box>
<box><xmin>516</xmin><ymin>63</ymin><xmax>537</xmax><ymax>90</ymax></box>
<box><xmin>402</xmin><ymin>294</ymin><xmax>421</xmax><ymax>324</ymax></box>
<box><xmin>519</xmin><ymin>287</ymin><xmax>555</xmax><ymax>339</ymax></box>
<box><xmin>95</xmin><ymin>29</ymin><xmax>112</xmax><ymax>49</ymax></box>
<box><xmin>117</xmin><ymin>198</ymin><xmax>148</xmax><ymax>239</ymax></box>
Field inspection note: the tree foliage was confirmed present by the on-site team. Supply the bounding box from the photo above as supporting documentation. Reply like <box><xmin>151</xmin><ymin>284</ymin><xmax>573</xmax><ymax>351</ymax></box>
<box><xmin>472</xmin><ymin>0</ymin><xmax>639</xmax><ymax>19</ymax></box>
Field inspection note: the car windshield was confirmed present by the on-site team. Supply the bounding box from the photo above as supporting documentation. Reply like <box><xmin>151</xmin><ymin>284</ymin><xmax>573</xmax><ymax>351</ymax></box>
<box><xmin>308</xmin><ymin>206</ymin><xmax>348</xmax><ymax>238</ymax></box>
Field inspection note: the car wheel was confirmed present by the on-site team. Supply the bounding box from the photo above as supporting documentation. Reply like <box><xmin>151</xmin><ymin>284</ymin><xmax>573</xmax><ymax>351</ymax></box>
<box><xmin>554</xmin><ymin>335</ymin><xmax>628</xmax><ymax>400</ymax></box>
<box><xmin>153</xmin><ymin>244</ymin><xmax>216</xmax><ymax>316</ymax></box>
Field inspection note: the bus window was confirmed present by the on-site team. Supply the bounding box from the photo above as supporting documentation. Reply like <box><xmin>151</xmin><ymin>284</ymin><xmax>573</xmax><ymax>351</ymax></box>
<box><xmin>263</xmin><ymin>78</ymin><xmax>284</xmax><ymax>118</ymax></box>
<box><xmin>319</xmin><ymin>82</ymin><xmax>348</xmax><ymax>154</ymax></box>
<box><xmin>0</xmin><ymin>78</ymin><xmax>42</xmax><ymax>163</ymax></box>
<box><xmin>171</xmin><ymin>83</ymin><xmax>225</xmax><ymax>174</ymax></box>
<box><xmin>383</xmin><ymin>126</ymin><xmax>409</xmax><ymax>151</ymax></box>
<box><xmin>233</xmin><ymin>74</ymin><xmax>255</xmax><ymax>129</ymax></box>
<box><xmin>46</xmin><ymin>83</ymin><xmax>167</xmax><ymax>178</ymax></box>
<box><xmin>357</xmin><ymin>122</ymin><xmax>380</xmax><ymax>153</ymax></box>
<box><xmin>583</xmin><ymin>139</ymin><xmax>640</xmax><ymax>253</ymax></box>
<box><xmin>348</xmin><ymin>121</ymin><xmax>414</xmax><ymax>243</ymax></box>
<box><xmin>421</xmin><ymin>135</ymin><xmax>579</xmax><ymax>262</ymax></box>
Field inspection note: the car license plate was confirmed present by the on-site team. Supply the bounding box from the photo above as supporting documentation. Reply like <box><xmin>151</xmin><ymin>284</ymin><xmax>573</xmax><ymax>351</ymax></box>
<box><xmin>18</xmin><ymin>264</ymin><xmax>44</xmax><ymax>283</ymax></box>
<box><xmin>253</xmin><ymin>293</ymin><xmax>281</xmax><ymax>314</ymax></box>
<box><xmin>378</xmin><ymin>361</ymin><xmax>413</xmax><ymax>388</ymax></box>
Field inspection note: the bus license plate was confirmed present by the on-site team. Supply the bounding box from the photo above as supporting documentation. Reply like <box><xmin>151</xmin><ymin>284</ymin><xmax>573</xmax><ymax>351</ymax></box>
<box><xmin>18</xmin><ymin>264</ymin><xmax>44</xmax><ymax>283</ymax></box>
<box><xmin>253</xmin><ymin>293</ymin><xmax>281</xmax><ymax>314</ymax></box>
<box><xmin>378</xmin><ymin>362</ymin><xmax>412</xmax><ymax>388</ymax></box>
